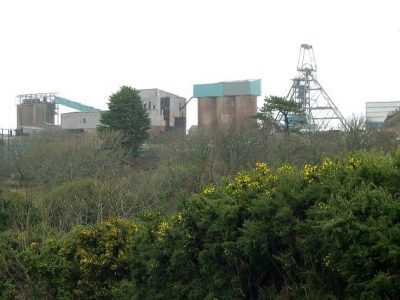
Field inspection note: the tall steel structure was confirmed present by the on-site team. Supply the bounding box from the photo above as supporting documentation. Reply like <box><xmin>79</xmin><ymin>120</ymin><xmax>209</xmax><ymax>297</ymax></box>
<box><xmin>284</xmin><ymin>44</ymin><xmax>346</xmax><ymax>130</ymax></box>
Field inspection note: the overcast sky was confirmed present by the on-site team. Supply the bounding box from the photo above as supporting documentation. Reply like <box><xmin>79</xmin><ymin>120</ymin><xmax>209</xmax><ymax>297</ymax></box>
<box><xmin>0</xmin><ymin>0</ymin><xmax>399</xmax><ymax>129</ymax></box>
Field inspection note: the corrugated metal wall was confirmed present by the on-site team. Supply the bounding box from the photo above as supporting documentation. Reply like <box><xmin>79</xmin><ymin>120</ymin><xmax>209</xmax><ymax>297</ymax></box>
<box><xmin>61</xmin><ymin>111</ymin><xmax>102</xmax><ymax>130</ymax></box>
<box><xmin>366</xmin><ymin>101</ymin><xmax>400</xmax><ymax>128</ymax></box>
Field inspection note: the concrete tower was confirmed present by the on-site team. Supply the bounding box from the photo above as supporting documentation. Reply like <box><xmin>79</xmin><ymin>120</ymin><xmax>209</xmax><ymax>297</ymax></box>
<box><xmin>194</xmin><ymin>79</ymin><xmax>261</xmax><ymax>131</ymax></box>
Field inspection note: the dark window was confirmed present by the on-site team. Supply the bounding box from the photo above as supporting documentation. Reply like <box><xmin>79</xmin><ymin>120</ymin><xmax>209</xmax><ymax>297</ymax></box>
<box><xmin>148</xmin><ymin>101</ymin><xmax>151</xmax><ymax>109</ymax></box>
<box><xmin>83</xmin><ymin>118</ymin><xmax>86</xmax><ymax>124</ymax></box>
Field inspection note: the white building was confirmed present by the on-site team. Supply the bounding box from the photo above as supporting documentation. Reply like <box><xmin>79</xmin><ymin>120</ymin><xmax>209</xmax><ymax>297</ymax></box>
<box><xmin>60</xmin><ymin>89</ymin><xmax>186</xmax><ymax>134</ymax></box>
<box><xmin>139</xmin><ymin>89</ymin><xmax>186</xmax><ymax>135</ymax></box>
<box><xmin>61</xmin><ymin>111</ymin><xmax>102</xmax><ymax>132</ymax></box>
<box><xmin>366</xmin><ymin>101</ymin><xmax>400</xmax><ymax>128</ymax></box>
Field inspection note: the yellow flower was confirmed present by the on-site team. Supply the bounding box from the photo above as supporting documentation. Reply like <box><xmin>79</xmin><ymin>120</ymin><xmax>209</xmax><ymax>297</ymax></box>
<box><xmin>303</xmin><ymin>164</ymin><xmax>318</xmax><ymax>183</ymax></box>
<box><xmin>348</xmin><ymin>156</ymin><xmax>361</xmax><ymax>168</ymax></box>
<box><xmin>256</xmin><ymin>162</ymin><xmax>270</xmax><ymax>174</ymax></box>
<box><xmin>202</xmin><ymin>186</ymin><xmax>216</xmax><ymax>196</ymax></box>
<box><xmin>234</xmin><ymin>172</ymin><xmax>251</xmax><ymax>186</ymax></box>
<box><xmin>157</xmin><ymin>221</ymin><xmax>169</xmax><ymax>241</ymax></box>
<box><xmin>321</xmin><ymin>158</ymin><xmax>333</xmax><ymax>171</ymax></box>
<box><xmin>173</xmin><ymin>212</ymin><xmax>184</xmax><ymax>224</ymax></box>
<box><xmin>277</xmin><ymin>164</ymin><xmax>295</xmax><ymax>174</ymax></box>
<box><xmin>29</xmin><ymin>242</ymin><xmax>38</xmax><ymax>248</ymax></box>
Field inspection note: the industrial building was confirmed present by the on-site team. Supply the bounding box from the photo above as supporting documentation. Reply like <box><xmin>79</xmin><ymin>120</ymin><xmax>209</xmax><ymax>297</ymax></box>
<box><xmin>59</xmin><ymin>89</ymin><xmax>186</xmax><ymax>134</ymax></box>
<box><xmin>139</xmin><ymin>89</ymin><xmax>186</xmax><ymax>134</ymax></box>
<box><xmin>366</xmin><ymin>101</ymin><xmax>400</xmax><ymax>128</ymax></box>
<box><xmin>17</xmin><ymin>93</ymin><xmax>56</xmax><ymax>128</ymax></box>
<box><xmin>194</xmin><ymin>79</ymin><xmax>261</xmax><ymax>131</ymax></box>
<box><xmin>61</xmin><ymin>111</ymin><xmax>102</xmax><ymax>132</ymax></box>
<box><xmin>16</xmin><ymin>89</ymin><xmax>186</xmax><ymax>134</ymax></box>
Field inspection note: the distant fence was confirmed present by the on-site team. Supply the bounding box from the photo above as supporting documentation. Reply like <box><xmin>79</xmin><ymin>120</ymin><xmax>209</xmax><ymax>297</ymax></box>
<box><xmin>1</xmin><ymin>129</ymin><xmax>16</xmax><ymax>143</ymax></box>
<box><xmin>0</xmin><ymin>129</ymin><xmax>15</xmax><ymax>165</ymax></box>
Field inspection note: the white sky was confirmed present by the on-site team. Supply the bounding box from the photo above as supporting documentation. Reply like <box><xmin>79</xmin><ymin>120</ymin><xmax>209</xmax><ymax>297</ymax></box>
<box><xmin>0</xmin><ymin>0</ymin><xmax>399</xmax><ymax>129</ymax></box>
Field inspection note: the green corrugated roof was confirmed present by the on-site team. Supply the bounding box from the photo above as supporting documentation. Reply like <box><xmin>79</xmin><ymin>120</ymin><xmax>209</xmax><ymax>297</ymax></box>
<box><xmin>54</xmin><ymin>96</ymin><xmax>100</xmax><ymax>112</ymax></box>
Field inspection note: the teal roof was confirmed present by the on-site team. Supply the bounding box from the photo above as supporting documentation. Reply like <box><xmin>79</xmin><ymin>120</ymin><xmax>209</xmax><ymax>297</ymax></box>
<box><xmin>54</xmin><ymin>96</ymin><xmax>100</xmax><ymax>112</ymax></box>
<box><xmin>193</xmin><ymin>79</ymin><xmax>261</xmax><ymax>98</ymax></box>
<box><xmin>194</xmin><ymin>82</ymin><xmax>224</xmax><ymax>98</ymax></box>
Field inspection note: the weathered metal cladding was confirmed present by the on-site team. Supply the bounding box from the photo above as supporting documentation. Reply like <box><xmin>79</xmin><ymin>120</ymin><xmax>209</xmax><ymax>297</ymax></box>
<box><xmin>17</xmin><ymin>102</ymin><xmax>55</xmax><ymax>127</ymax></box>
<box><xmin>198</xmin><ymin>97</ymin><xmax>217</xmax><ymax>130</ymax></box>
<box><xmin>234</xmin><ymin>96</ymin><xmax>257</xmax><ymax>124</ymax></box>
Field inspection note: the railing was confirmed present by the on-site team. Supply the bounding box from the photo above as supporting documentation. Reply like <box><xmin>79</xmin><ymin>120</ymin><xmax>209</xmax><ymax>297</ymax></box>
<box><xmin>0</xmin><ymin>129</ymin><xmax>16</xmax><ymax>143</ymax></box>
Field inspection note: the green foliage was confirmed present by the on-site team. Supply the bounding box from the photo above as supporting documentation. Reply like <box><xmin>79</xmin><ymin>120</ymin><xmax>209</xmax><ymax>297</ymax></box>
<box><xmin>260</xmin><ymin>95</ymin><xmax>304</xmax><ymax>133</ymax></box>
<box><xmin>302</xmin><ymin>151</ymin><xmax>400</xmax><ymax>299</ymax></box>
<box><xmin>0</xmin><ymin>224</ymin><xmax>56</xmax><ymax>299</ymax></box>
<box><xmin>0</xmin><ymin>149</ymin><xmax>400</xmax><ymax>299</ymax></box>
<box><xmin>124</xmin><ymin>151</ymin><xmax>400</xmax><ymax>299</ymax></box>
<box><xmin>41</xmin><ymin>178</ymin><xmax>136</xmax><ymax>231</ymax></box>
<box><xmin>0</xmin><ymin>192</ymin><xmax>41</xmax><ymax>231</ymax></box>
<box><xmin>343</xmin><ymin>115</ymin><xmax>367</xmax><ymax>151</ymax></box>
<box><xmin>21</xmin><ymin>219</ymin><xmax>138</xmax><ymax>299</ymax></box>
<box><xmin>100</xmin><ymin>86</ymin><xmax>151</xmax><ymax>154</ymax></box>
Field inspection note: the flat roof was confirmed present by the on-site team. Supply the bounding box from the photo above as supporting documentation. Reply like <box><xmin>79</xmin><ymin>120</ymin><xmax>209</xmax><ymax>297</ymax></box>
<box><xmin>193</xmin><ymin>79</ymin><xmax>261</xmax><ymax>98</ymax></box>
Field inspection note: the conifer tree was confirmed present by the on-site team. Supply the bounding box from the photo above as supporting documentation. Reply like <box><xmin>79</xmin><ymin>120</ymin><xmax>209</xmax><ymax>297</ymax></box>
<box><xmin>100</xmin><ymin>86</ymin><xmax>150</xmax><ymax>154</ymax></box>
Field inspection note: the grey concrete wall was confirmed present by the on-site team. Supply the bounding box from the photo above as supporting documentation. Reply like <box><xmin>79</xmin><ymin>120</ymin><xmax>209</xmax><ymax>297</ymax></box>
<box><xmin>139</xmin><ymin>89</ymin><xmax>186</xmax><ymax>129</ymax></box>
<box><xmin>17</xmin><ymin>103</ymin><xmax>55</xmax><ymax>127</ymax></box>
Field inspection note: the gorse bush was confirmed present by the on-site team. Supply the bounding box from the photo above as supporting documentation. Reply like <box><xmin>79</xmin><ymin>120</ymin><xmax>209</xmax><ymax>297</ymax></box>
<box><xmin>123</xmin><ymin>150</ymin><xmax>400</xmax><ymax>299</ymax></box>
<box><xmin>0</xmin><ymin>192</ymin><xmax>41</xmax><ymax>231</ymax></box>
<box><xmin>18</xmin><ymin>219</ymin><xmax>137</xmax><ymax>299</ymax></box>
<box><xmin>1</xmin><ymin>150</ymin><xmax>400</xmax><ymax>299</ymax></box>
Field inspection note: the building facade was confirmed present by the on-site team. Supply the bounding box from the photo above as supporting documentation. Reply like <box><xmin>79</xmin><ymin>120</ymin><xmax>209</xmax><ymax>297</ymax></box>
<box><xmin>366</xmin><ymin>101</ymin><xmax>400</xmax><ymax>129</ymax></box>
<box><xmin>17</xmin><ymin>93</ymin><xmax>56</xmax><ymax>128</ymax></box>
<box><xmin>139</xmin><ymin>89</ymin><xmax>186</xmax><ymax>135</ymax></box>
<box><xmin>194</xmin><ymin>80</ymin><xmax>261</xmax><ymax>131</ymax></box>
<box><xmin>61</xmin><ymin>111</ymin><xmax>102</xmax><ymax>132</ymax></box>
<box><xmin>60</xmin><ymin>89</ymin><xmax>186</xmax><ymax>134</ymax></box>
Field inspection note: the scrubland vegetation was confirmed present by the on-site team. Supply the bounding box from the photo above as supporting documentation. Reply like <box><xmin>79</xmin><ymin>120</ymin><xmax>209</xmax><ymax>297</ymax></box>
<box><xmin>0</xmin><ymin>121</ymin><xmax>399</xmax><ymax>299</ymax></box>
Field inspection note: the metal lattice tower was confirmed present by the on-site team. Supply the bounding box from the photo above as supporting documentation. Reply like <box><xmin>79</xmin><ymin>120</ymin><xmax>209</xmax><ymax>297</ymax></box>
<box><xmin>284</xmin><ymin>44</ymin><xmax>346</xmax><ymax>131</ymax></box>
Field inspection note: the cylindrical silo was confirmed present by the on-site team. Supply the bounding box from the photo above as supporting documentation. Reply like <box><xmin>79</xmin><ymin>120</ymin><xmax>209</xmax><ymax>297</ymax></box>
<box><xmin>234</xmin><ymin>95</ymin><xmax>257</xmax><ymax>125</ymax></box>
<box><xmin>198</xmin><ymin>97</ymin><xmax>217</xmax><ymax>131</ymax></box>
<box><xmin>216</xmin><ymin>96</ymin><xmax>235</xmax><ymax>128</ymax></box>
